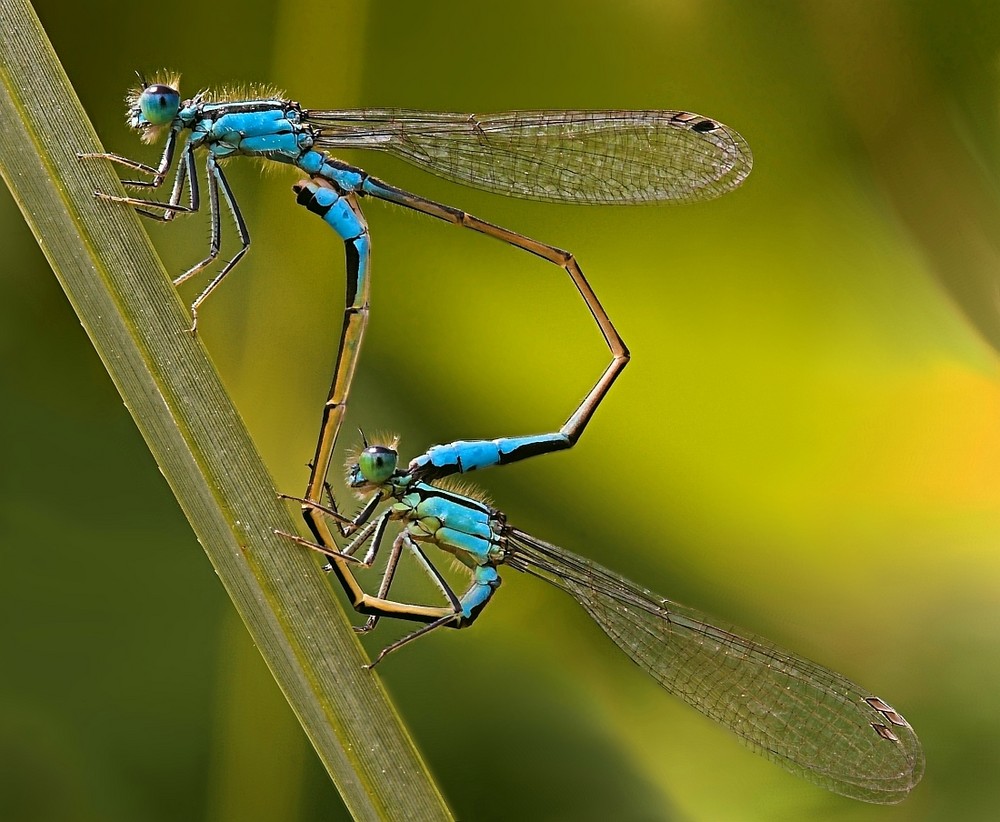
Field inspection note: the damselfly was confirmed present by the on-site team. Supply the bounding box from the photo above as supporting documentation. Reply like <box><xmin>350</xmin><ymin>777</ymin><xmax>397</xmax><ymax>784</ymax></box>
<box><xmin>281</xmin><ymin>433</ymin><xmax>924</xmax><ymax>804</ymax></box>
<box><xmin>80</xmin><ymin>72</ymin><xmax>751</xmax><ymax>332</ymax></box>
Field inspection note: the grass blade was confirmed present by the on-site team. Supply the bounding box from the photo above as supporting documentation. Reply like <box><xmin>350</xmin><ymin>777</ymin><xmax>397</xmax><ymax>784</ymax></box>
<box><xmin>0</xmin><ymin>1</ymin><xmax>452</xmax><ymax>819</ymax></box>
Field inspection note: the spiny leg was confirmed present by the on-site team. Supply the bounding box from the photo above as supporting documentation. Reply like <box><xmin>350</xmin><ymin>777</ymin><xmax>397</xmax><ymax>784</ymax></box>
<box><xmin>82</xmin><ymin>138</ymin><xmax>251</xmax><ymax>330</ymax></box>
<box><xmin>77</xmin><ymin>127</ymin><xmax>180</xmax><ymax>188</ymax></box>
<box><xmin>130</xmin><ymin>143</ymin><xmax>199</xmax><ymax>222</ymax></box>
<box><xmin>277</xmin><ymin>507</ymin><xmax>390</xmax><ymax>567</ymax></box>
<box><xmin>280</xmin><ymin>503</ymin><xmax>468</xmax><ymax>629</ymax></box>
<box><xmin>361</xmin><ymin>535</ymin><xmax>467</xmax><ymax>636</ymax></box>
<box><xmin>84</xmin><ymin>135</ymin><xmax>198</xmax><ymax>220</ymax></box>
<box><xmin>365</xmin><ymin>614</ymin><xmax>458</xmax><ymax>669</ymax></box>
<box><xmin>318</xmin><ymin>476</ymin><xmax>384</xmax><ymax>539</ymax></box>
<box><xmin>363</xmin><ymin>536</ymin><xmax>467</xmax><ymax>660</ymax></box>
<box><xmin>178</xmin><ymin>156</ymin><xmax>251</xmax><ymax>332</ymax></box>
<box><xmin>354</xmin><ymin>531</ymin><xmax>410</xmax><ymax>635</ymax></box>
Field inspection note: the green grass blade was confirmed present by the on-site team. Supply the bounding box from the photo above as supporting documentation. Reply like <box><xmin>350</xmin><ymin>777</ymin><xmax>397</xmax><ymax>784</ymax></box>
<box><xmin>0</xmin><ymin>1</ymin><xmax>452</xmax><ymax>819</ymax></box>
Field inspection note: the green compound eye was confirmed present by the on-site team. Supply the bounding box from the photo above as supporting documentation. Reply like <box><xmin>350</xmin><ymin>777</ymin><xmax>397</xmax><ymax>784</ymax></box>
<box><xmin>357</xmin><ymin>445</ymin><xmax>398</xmax><ymax>485</ymax></box>
<box><xmin>139</xmin><ymin>84</ymin><xmax>180</xmax><ymax>126</ymax></box>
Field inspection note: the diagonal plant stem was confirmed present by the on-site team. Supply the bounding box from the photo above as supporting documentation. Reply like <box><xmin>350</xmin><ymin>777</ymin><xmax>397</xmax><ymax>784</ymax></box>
<box><xmin>0</xmin><ymin>1</ymin><xmax>452</xmax><ymax>819</ymax></box>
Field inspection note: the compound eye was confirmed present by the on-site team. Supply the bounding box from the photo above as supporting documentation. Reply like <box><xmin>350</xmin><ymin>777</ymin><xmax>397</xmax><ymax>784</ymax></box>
<box><xmin>357</xmin><ymin>445</ymin><xmax>398</xmax><ymax>485</ymax></box>
<box><xmin>138</xmin><ymin>84</ymin><xmax>180</xmax><ymax>126</ymax></box>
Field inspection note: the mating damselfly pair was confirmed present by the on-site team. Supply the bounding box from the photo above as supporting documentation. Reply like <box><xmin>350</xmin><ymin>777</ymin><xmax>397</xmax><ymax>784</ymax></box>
<box><xmin>82</xmin><ymin>72</ymin><xmax>923</xmax><ymax>803</ymax></box>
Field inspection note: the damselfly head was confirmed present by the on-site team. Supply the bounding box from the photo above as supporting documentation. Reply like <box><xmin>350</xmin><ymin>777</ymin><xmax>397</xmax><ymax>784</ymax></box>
<box><xmin>126</xmin><ymin>70</ymin><xmax>181</xmax><ymax>143</ymax></box>
<box><xmin>346</xmin><ymin>433</ymin><xmax>400</xmax><ymax>490</ymax></box>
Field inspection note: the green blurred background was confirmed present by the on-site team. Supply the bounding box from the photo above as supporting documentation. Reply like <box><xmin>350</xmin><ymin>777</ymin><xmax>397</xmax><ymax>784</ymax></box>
<box><xmin>3</xmin><ymin>1</ymin><xmax>999</xmax><ymax>820</ymax></box>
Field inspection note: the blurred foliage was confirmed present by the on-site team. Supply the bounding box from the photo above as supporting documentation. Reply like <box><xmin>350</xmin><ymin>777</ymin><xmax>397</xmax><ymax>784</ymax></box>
<box><xmin>2</xmin><ymin>1</ymin><xmax>1000</xmax><ymax>820</ymax></box>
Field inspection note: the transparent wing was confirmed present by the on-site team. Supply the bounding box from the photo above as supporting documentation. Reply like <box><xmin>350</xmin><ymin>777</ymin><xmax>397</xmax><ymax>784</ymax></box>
<box><xmin>304</xmin><ymin>108</ymin><xmax>751</xmax><ymax>204</ymax></box>
<box><xmin>504</xmin><ymin>528</ymin><xmax>924</xmax><ymax>804</ymax></box>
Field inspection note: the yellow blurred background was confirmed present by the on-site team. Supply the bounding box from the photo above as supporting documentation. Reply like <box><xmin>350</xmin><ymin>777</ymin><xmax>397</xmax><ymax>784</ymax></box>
<box><xmin>2</xmin><ymin>1</ymin><xmax>998</xmax><ymax>820</ymax></box>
